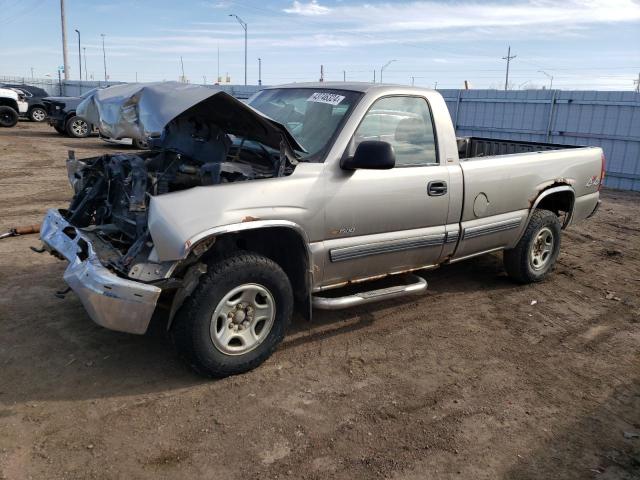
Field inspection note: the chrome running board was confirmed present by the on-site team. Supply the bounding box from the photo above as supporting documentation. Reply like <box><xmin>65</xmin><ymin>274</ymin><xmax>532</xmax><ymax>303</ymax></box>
<box><xmin>312</xmin><ymin>274</ymin><xmax>427</xmax><ymax>310</ymax></box>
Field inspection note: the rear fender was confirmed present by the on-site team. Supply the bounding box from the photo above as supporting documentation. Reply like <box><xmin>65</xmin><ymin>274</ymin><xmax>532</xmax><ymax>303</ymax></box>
<box><xmin>516</xmin><ymin>185</ymin><xmax>575</xmax><ymax>245</ymax></box>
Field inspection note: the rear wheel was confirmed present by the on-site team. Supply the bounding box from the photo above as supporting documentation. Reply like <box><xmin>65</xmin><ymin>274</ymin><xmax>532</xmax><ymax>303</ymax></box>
<box><xmin>0</xmin><ymin>106</ymin><xmax>19</xmax><ymax>127</ymax></box>
<box><xmin>504</xmin><ymin>209</ymin><xmax>561</xmax><ymax>283</ymax></box>
<box><xmin>29</xmin><ymin>107</ymin><xmax>47</xmax><ymax>122</ymax></box>
<box><xmin>66</xmin><ymin>115</ymin><xmax>90</xmax><ymax>138</ymax></box>
<box><xmin>172</xmin><ymin>252</ymin><xmax>293</xmax><ymax>378</ymax></box>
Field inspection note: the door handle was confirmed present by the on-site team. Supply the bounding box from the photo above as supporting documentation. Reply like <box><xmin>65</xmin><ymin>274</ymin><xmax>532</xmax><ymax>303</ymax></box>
<box><xmin>427</xmin><ymin>181</ymin><xmax>447</xmax><ymax>196</ymax></box>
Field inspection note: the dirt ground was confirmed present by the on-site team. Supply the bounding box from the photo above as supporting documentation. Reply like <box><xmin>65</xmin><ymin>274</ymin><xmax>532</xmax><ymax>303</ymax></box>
<box><xmin>0</xmin><ymin>122</ymin><xmax>639</xmax><ymax>480</ymax></box>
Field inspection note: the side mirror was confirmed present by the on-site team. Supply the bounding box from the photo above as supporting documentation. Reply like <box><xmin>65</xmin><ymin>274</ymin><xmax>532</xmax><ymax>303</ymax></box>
<box><xmin>341</xmin><ymin>140</ymin><xmax>396</xmax><ymax>170</ymax></box>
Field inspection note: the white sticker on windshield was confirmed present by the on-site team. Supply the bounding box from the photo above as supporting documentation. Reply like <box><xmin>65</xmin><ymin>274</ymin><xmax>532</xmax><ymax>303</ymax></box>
<box><xmin>307</xmin><ymin>92</ymin><xmax>345</xmax><ymax>106</ymax></box>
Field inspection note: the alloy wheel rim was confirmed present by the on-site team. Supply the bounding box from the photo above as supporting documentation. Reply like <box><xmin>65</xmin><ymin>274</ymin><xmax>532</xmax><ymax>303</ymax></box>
<box><xmin>530</xmin><ymin>227</ymin><xmax>554</xmax><ymax>270</ymax></box>
<box><xmin>32</xmin><ymin>109</ymin><xmax>45</xmax><ymax>121</ymax></box>
<box><xmin>72</xmin><ymin>119</ymin><xmax>88</xmax><ymax>136</ymax></box>
<box><xmin>210</xmin><ymin>283</ymin><xmax>276</xmax><ymax>356</ymax></box>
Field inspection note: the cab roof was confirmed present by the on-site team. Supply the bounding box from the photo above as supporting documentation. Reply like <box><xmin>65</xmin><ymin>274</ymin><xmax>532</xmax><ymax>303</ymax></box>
<box><xmin>265</xmin><ymin>82</ymin><xmax>434</xmax><ymax>94</ymax></box>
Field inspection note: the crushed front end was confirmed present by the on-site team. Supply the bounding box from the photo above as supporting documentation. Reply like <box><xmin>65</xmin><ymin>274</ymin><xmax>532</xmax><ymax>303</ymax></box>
<box><xmin>40</xmin><ymin>84</ymin><xmax>301</xmax><ymax>335</ymax></box>
<box><xmin>40</xmin><ymin>209</ymin><xmax>162</xmax><ymax>334</ymax></box>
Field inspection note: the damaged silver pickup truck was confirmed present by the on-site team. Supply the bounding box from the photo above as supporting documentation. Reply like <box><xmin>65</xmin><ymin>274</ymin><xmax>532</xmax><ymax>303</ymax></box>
<box><xmin>39</xmin><ymin>82</ymin><xmax>603</xmax><ymax>377</ymax></box>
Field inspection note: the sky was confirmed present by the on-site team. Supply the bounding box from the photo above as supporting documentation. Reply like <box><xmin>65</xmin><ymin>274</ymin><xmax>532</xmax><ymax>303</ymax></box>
<box><xmin>0</xmin><ymin>0</ymin><xmax>639</xmax><ymax>90</ymax></box>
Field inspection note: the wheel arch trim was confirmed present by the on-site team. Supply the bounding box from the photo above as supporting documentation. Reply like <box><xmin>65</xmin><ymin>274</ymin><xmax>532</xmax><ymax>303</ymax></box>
<box><xmin>183</xmin><ymin>219</ymin><xmax>312</xmax><ymax>260</ymax></box>
<box><xmin>186</xmin><ymin>220</ymin><xmax>313</xmax><ymax>309</ymax></box>
<box><xmin>517</xmin><ymin>185</ymin><xmax>575</xmax><ymax>244</ymax></box>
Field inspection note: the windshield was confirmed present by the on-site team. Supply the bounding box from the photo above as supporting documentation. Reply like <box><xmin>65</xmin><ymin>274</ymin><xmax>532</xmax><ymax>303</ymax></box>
<box><xmin>248</xmin><ymin>88</ymin><xmax>361</xmax><ymax>160</ymax></box>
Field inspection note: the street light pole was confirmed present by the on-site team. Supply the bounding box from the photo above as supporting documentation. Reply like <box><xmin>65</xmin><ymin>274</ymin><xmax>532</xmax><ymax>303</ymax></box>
<box><xmin>380</xmin><ymin>59</ymin><xmax>396</xmax><ymax>83</ymax></box>
<box><xmin>101</xmin><ymin>33</ymin><xmax>107</xmax><ymax>82</ymax></box>
<box><xmin>538</xmin><ymin>70</ymin><xmax>554</xmax><ymax>89</ymax></box>
<box><xmin>74</xmin><ymin>29</ymin><xmax>81</xmax><ymax>82</ymax></box>
<box><xmin>83</xmin><ymin>47</ymin><xmax>87</xmax><ymax>81</ymax></box>
<box><xmin>258</xmin><ymin>57</ymin><xmax>262</xmax><ymax>86</ymax></box>
<box><xmin>229</xmin><ymin>14</ymin><xmax>247</xmax><ymax>85</ymax></box>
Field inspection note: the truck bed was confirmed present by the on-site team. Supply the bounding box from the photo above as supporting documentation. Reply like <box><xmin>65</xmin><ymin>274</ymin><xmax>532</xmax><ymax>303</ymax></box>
<box><xmin>457</xmin><ymin>136</ymin><xmax>579</xmax><ymax>160</ymax></box>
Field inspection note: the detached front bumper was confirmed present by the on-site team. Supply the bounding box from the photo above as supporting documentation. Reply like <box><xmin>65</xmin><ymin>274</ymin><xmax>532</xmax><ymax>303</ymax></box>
<box><xmin>40</xmin><ymin>209</ymin><xmax>161</xmax><ymax>335</ymax></box>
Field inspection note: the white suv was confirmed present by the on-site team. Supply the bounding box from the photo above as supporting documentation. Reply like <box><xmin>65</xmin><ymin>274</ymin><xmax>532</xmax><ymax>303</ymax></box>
<box><xmin>0</xmin><ymin>87</ymin><xmax>28</xmax><ymax>127</ymax></box>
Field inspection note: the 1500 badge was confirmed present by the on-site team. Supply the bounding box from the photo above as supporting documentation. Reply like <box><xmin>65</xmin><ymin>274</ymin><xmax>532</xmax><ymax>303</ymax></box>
<box><xmin>330</xmin><ymin>226</ymin><xmax>356</xmax><ymax>235</ymax></box>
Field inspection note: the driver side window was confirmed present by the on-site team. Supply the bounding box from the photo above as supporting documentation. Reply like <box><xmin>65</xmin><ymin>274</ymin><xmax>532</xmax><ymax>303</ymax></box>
<box><xmin>353</xmin><ymin>96</ymin><xmax>438</xmax><ymax>166</ymax></box>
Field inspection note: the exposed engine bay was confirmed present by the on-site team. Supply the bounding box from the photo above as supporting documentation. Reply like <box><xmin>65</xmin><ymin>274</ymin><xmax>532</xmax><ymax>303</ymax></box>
<box><xmin>64</xmin><ymin>143</ymin><xmax>294</xmax><ymax>278</ymax></box>
<box><xmin>64</xmin><ymin>84</ymin><xmax>302</xmax><ymax>278</ymax></box>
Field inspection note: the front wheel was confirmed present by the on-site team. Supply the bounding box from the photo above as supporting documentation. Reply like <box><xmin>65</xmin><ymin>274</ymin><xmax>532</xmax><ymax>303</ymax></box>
<box><xmin>29</xmin><ymin>107</ymin><xmax>47</xmax><ymax>122</ymax></box>
<box><xmin>172</xmin><ymin>252</ymin><xmax>293</xmax><ymax>378</ymax></box>
<box><xmin>504</xmin><ymin>209</ymin><xmax>561</xmax><ymax>283</ymax></box>
<box><xmin>66</xmin><ymin>115</ymin><xmax>90</xmax><ymax>138</ymax></box>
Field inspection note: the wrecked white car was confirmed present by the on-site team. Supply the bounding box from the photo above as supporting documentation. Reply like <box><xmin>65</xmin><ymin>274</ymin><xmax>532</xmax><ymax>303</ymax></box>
<box><xmin>40</xmin><ymin>82</ymin><xmax>602</xmax><ymax>377</ymax></box>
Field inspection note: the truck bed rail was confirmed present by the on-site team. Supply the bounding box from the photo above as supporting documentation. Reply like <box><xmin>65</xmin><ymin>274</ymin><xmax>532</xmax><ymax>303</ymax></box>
<box><xmin>457</xmin><ymin>136</ymin><xmax>580</xmax><ymax>159</ymax></box>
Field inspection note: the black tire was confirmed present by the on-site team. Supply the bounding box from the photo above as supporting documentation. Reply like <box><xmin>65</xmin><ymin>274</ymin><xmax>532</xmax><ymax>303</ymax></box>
<box><xmin>504</xmin><ymin>209</ymin><xmax>561</xmax><ymax>283</ymax></box>
<box><xmin>171</xmin><ymin>252</ymin><xmax>293</xmax><ymax>378</ymax></box>
<box><xmin>53</xmin><ymin>124</ymin><xmax>66</xmax><ymax>135</ymax></box>
<box><xmin>0</xmin><ymin>106</ymin><xmax>18</xmax><ymax>127</ymax></box>
<box><xmin>66</xmin><ymin>115</ymin><xmax>90</xmax><ymax>138</ymax></box>
<box><xmin>29</xmin><ymin>106</ymin><xmax>47</xmax><ymax>122</ymax></box>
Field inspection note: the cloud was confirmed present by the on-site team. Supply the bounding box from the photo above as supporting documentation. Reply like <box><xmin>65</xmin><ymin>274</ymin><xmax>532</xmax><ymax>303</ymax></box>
<box><xmin>199</xmin><ymin>0</ymin><xmax>233</xmax><ymax>8</ymax></box>
<box><xmin>59</xmin><ymin>0</ymin><xmax>640</xmax><ymax>60</ymax></box>
<box><xmin>272</xmin><ymin>34</ymin><xmax>350</xmax><ymax>47</ymax></box>
<box><xmin>284</xmin><ymin>0</ymin><xmax>330</xmax><ymax>16</ymax></box>
<box><xmin>308</xmin><ymin>0</ymin><xmax>640</xmax><ymax>31</ymax></box>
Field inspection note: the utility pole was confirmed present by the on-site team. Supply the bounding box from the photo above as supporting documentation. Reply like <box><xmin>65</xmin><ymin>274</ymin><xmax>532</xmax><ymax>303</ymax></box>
<box><xmin>58</xmin><ymin>68</ymin><xmax>63</xmax><ymax>95</ymax></box>
<box><xmin>258</xmin><ymin>58</ymin><xmax>262</xmax><ymax>86</ymax></box>
<box><xmin>502</xmin><ymin>45</ymin><xmax>516</xmax><ymax>90</ymax></box>
<box><xmin>319</xmin><ymin>65</ymin><xmax>324</xmax><ymax>82</ymax></box>
<box><xmin>229</xmin><ymin>14</ymin><xmax>247</xmax><ymax>85</ymax></box>
<box><xmin>60</xmin><ymin>0</ymin><xmax>69</xmax><ymax>80</ymax></box>
<box><xmin>101</xmin><ymin>34</ymin><xmax>107</xmax><ymax>82</ymax></box>
<box><xmin>75</xmin><ymin>29</ymin><xmax>81</xmax><ymax>82</ymax></box>
<box><xmin>180</xmin><ymin>56</ymin><xmax>185</xmax><ymax>82</ymax></box>
<box><xmin>83</xmin><ymin>47</ymin><xmax>87</xmax><ymax>81</ymax></box>
<box><xmin>380</xmin><ymin>59</ymin><xmax>396</xmax><ymax>83</ymax></box>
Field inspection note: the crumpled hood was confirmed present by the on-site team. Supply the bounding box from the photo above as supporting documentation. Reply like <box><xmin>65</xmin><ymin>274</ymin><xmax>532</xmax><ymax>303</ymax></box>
<box><xmin>76</xmin><ymin>82</ymin><xmax>302</xmax><ymax>151</ymax></box>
